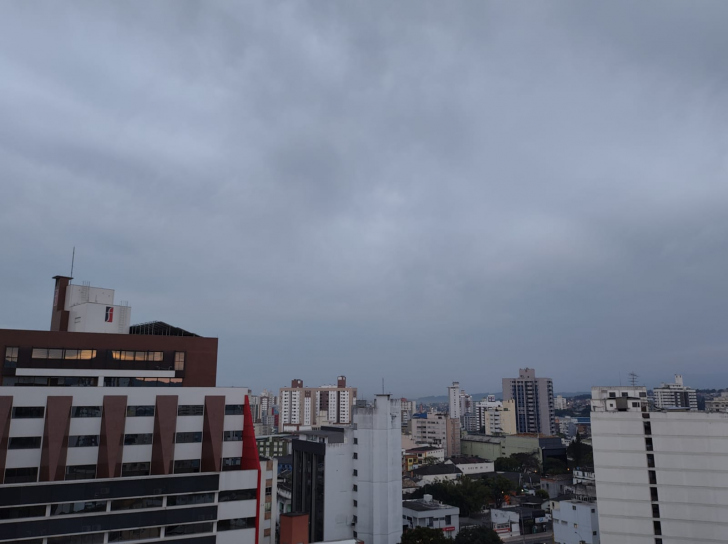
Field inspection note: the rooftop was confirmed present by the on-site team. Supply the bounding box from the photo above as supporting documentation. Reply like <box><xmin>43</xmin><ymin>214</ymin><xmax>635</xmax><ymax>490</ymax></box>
<box><xmin>412</xmin><ymin>464</ymin><xmax>462</xmax><ymax>476</ymax></box>
<box><xmin>129</xmin><ymin>320</ymin><xmax>200</xmax><ymax>337</ymax></box>
<box><xmin>403</xmin><ymin>498</ymin><xmax>459</xmax><ymax>512</ymax></box>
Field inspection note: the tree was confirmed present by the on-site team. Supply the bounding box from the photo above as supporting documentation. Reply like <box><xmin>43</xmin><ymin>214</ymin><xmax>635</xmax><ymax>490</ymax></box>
<box><xmin>567</xmin><ymin>433</ymin><xmax>593</xmax><ymax>468</ymax></box>
<box><xmin>486</xmin><ymin>475</ymin><xmax>514</xmax><ymax>508</ymax></box>
<box><xmin>543</xmin><ymin>457</ymin><xmax>568</xmax><ymax>475</ymax></box>
<box><xmin>454</xmin><ymin>526</ymin><xmax>503</xmax><ymax>544</ymax></box>
<box><xmin>402</xmin><ymin>527</ymin><xmax>451</xmax><ymax>544</ymax></box>
<box><xmin>535</xmin><ymin>488</ymin><xmax>550</xmax><ymax>500</ymax></box>
<box><xmin>494</xmin><ymin>456</ymin><xmax>520</xmax><ymax>472</ymax></box>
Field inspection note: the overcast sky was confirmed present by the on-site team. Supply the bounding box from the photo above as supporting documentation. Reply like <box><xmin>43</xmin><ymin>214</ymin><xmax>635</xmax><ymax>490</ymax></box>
<box><xmin>2</xmin><ymin>2</ymin><xmax>728</xmax><ymax>398</ymax></box>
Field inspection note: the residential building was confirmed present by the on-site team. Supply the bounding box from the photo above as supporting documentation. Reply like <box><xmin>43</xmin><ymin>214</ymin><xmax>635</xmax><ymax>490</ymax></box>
<box><xmin>591</xmin><ymin>384</ymin><xmax>728</xmax><ymax>543</ymax></box>
<box><xmin>446</xmin><ymin>383</ymin><xmax>461</xmax><ymax>456</ymax></box>
<box><xmin>405</xmin><ymin>446</ymin><xmax>445</xmax><ymax>464</ymax></box>
<box><xmin>652</xmin><ymin>375</ymin><xmax>698</xmax><ymax>411</ymax></box>
<box><xmin>256</xmin><ymin>434</ymin><xmax>294</xmax><ymax>459</ymax></box>
<box><xmin>502</xmin><ymin>368</ymin><xmax>555</xmax><ymax>435</ymax></box>
<box><xmin>490</xmin><ymin>508</ymin><xmax>521</xmax><ymax>539</ymax></box>
<box><xmin>444</xmin><ymin>456</ymin><xmax>494</xmax><ymax>475</ymax></box>
<box><xmin>402</xmin><ymin>495</ymin><xmax>459</xmax><ymax>539</ymax></box>
<box><xmin>705</xmin><ymin>391</ymin><xmax>728</xmax><ymax>412</ymax></box>
<box><xmin>0</xmin><ymin>275</ymin><xmax>268</xmax><ymax>544</ymax></box>
<box><xmin>552</xmin><ymin>499</ymin><xmax>600</xmax><ymax>544</ymax></box>
<box><xmin>475</xmin><ymin>398</ymin><xmax>517</xmax><ymax>435</ymax></box>
<box><xmin>555</xmin><ymin>395</ymin><xmax>568</xmax><ymax>410</ymax></box>
<box><xmin>410</xmin><ymin>464</ymin><xmax>462</xmax><ymax>486</ymax></box>
<box><xmin>278</xmin><ymin>377</ymin><xmax>357</xmax><ymax>432</ymax></box>
<box><xmin>411</xmin><ymin>412</ymin><xmax>447</xmax><ymax>450</ymax></box>
<box><xmin>291</xmin><ymin>395</ymin><xmax>402</xmax><ymax>544</ymax></box>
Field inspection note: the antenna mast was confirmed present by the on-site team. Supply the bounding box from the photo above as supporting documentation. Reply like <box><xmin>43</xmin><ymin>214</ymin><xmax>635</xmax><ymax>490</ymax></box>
<box><xmin>70</xmin><ymin>247</ymin><xmax>75</xmax><ymax>278</ymax></box>
<box><xmin>628</xmin><ymin>372</ymin><xmax>639</xmax><ymax>387</ymax></box>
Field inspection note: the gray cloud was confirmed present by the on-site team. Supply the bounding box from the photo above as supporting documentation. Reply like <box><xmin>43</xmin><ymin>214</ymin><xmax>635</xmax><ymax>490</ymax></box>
<box><xmin>1</xmin><ymin>1</ymin><xmax>728</xmax><ymax>398</ymax></box>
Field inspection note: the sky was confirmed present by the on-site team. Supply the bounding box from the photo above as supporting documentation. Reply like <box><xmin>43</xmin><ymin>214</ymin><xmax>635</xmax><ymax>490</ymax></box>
<box><xmin>2</xmin><ymin>1</ymin><xmax>728</xmax><ymax>399</ymax></box>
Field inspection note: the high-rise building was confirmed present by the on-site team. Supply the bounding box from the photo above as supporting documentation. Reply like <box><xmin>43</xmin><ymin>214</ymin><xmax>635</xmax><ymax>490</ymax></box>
<box><xmin>278</xmin><ymin>377</ymin><xmax>357</xmax><ymax>432</ymax></box>
<box><xmin>652</xmin><ymin>374</ymin><xmax>697</xmax><ymax>411</ymax></box>
<box><xmin>446</xmin><ymin>383</ymin><xmax>461</xmax><ymax>456</ymax></box>
<box><xmin>411</xmin><ymin>412</ymin><xmax>448</xmax><ymax>449</ymax></box>
<box><xmin>448</xmin><ymin>382</ymin><xmax>461</xmax><ymax>420</ymax></box>
<box><xmin>591</xmin><ymin>384</ymin><xmax>728</xmax><ymax>543</ymax></box>
<box><xmin>502</xmin><ymin>368</ymin><xmax>555</xmax><ymax>435</ymax></box>
<box><xmin>291</xmin><ymin>395</ymin><xmax>402</xmax><ymax>544</ymax></box>
<box><xmin>0</xmin><ymin>275</ymin><xmax>269</xmax><ymax>544</ymax></box>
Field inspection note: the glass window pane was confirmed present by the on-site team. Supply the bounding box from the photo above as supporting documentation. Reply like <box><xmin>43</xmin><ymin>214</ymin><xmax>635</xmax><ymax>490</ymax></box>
<box><xmin>31</xmin><ymin>348</ymin><xmax>48</xmax><ymax>359</ymax></box>
<box><xmin>64</xmin><ymin>350</ymin><xmax>79</xmax><ymax>360</ymax></box>
<box><xmin>48</xmin><ymin>349</ymin><xmax>63</xmax><ymax>359</ymax></box>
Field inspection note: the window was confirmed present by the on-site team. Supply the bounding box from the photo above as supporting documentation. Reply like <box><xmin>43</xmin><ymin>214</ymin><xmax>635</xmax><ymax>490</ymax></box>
<box><xmin>445</xmin><ymin>515</ymin><xmax>451</xmax><ymax>524</ymax></box>
<box><xmin>591</xmin><ymin>508</ymin><xmax>595</xmax><ymax>513</ymax></box>
<box><xmin>12</xmin><ymin>406</ymin><xmax>44</xmax><ymax>419</ymax></box>
<box><xmin>4</xmin><ymin>467</ymin><xmax>37</xmax><ymax>483</ymax></box>
<box><xmin>174</xmin><ymin>352</ymin><xmax>185</xmax><ymax>371</ymax></box>
<box><xmin>572</xmin><ymin>505</ymin><xmax>576</xmax><ymax>510</ymax></box>
<box><xmin>4</xmin><ymin>347</ymin><xmax>18</xmax><ymax>369</ymax></box>
<box><xmin>353</xmin><ymin>484</ymin><xmax>358</xmax><ymax>492</ymax></box>
<box><xmin>110</xmin><ymin>350</ymin><xmax>163</xmax><ymax>362</ymax></box>
<box><xmin>225</xmin><ymin>404</ymin><xmax>243</xmax><ymax>415</ymax></box>
<box><xmin>124</xmin><ymin>433</ymin><xmax>153</xmax><ymax>445</ymax></box>
<box><xmin>219</xmin><ymin>489</ymin><xmax>256</xmax><ymax>502</ymax></box>
<box><xmin>8</xmin><ymin>436</ymin><xmax>42</xmax><ymax>449</ymax></box>
<box><xmin>644</xmin><ymin>422</ymin><xmax>652</xmax><ymax>435</ymax></box>
<box><xmin>653</xmin><ymin>521</ymin><xmax>662</xmax><ymax>535</ymax></box>
<box><xmin>645</xmin><ymin>437</ymin><xmax>653</xmax><ymax>451</ymax></box>
<box><xmin>353</xmin><ymin>453</ymin><xmax>358</xmax><ymax>459</ymax></box>
<box><xmin>105</xmin><ymin>377</ymin><xmax>182</xmax><ymax>387</ymax></box>
<box><xmin>608</xmin><ymin>392</ymin><xmax>616</xmax><ymax>398</ymax></box>
<box><xmin>622</xmin><ymin>392</ymin><xmax>629</xmax><ymax>397</ymax></box>
<box><xmin>353</xmin><ymin>469</ymin><xmax>358</xmax><ymax>476</ymax></box>
<box><xmin>178</xmin><ymin>405</ymin><xmax>203</xmax><ymax>416</ymax></box>
<box><xmin>649</xmin><ymin>471</ymin><xmax>657</xmax><ymax>485</ymax></box>
<box><xmin>218</xmin><ymin>517</ymin><xmax>256</xmax><ymax>531</ymax></box>
<box><xmin>224</xmin><ymin>430</ymin><xmax>242</xmax><ymax>441</ymax></box>
<box><xmin>126</xmin><ymin>405</ymin><xmax>154</xmax><ymax>417</ymax></box>
<box><xmin>72</xmin><ymin>406</ymin><xmax>102</xmax><ymax>418</ymax></box>
<box><xmin>353</xmin><ymin>438</ymin><xmax>358</xmax><ymax>445</ymax></box>
<box><xmin>122</xmin><ymin>462</ymin><xmax>150</xmax><ymax>477</ymax></box>
<box><xmin>173</xmin><ymin>459</ymin><xmax>201</xmax><ymax>474</ymax></box>
<box><xmin>652</xmin><ymin>504</ymin><xmax>660</xmax><ymax>518</ymax></box>
<box><xmin>223</xmin><ymin>457</ymin><xmax>241</xmax><ymax>470</ymax></box>
<box><xmin>68</xmin><ymin>435</ymin><xmax>99</xmax><ymax>447</ymax></box>
<box><xmin>51</xmin><ymin>500</ymin><xmax>107</xmax><ymax>516</ymax></box>
<box><xmin>647</xmin><ymin>454</ymin><xmax>655</xmax><ymax>468</ymax></box>
<box><xmin>650</xmin><ymin>487</ymin><xmax>659</xmax><ymax>502</ymax></box>
<box><xmin>48</xmin><ymin>534</ymin><xmax>105</xmax><ymax>544</ymax></box>
<box><xmin>167</xmin><ymin>492</ymin><xmax>214</xmax><ymax>507</ymax></box>
<box><xmin>0</xmin><ymin>504</ymin><xmax>46</xmax><ymax>519</ymax></box>
<box><xmin>110</xmin><ymin>496</ymin><xmax>162</xmax><ymax>511</ymax></box>
<box><xmin>65</xmin><ymin>465</ymin><xmax>96</xmax><ymax>480</ymax></box>
<box><xmin>108</xmin><ymin>527</ymin><xmax>161</xmax><ymax>542</ymax></box>
<box><xmin>176</xmin><ymin>432</ymin><xmax>202</xmax><ymax>443</ymax></box>
<box><xmin>165</xmin><ymin>522</ymin><xmax>213</xmax><ymax>536</ymax></box>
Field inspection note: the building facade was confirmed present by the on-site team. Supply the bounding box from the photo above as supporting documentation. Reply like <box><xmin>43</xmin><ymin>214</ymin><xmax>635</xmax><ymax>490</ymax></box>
<box><xmin>475</xmin><ymin>397</ymin><xmax>517</xmax><ymax>435</ymax></box>
<box><xmin>291</xmin><ymin>395</ymin><xmax>402</xmax><ymax>544</ymax></box>
<box><xmin>552</xmin><ymin>499</ymin><xmax>600</xmax><ymax>544</ymax></box>
<box><xmin>652</xmin><ymin>375</ymin><xmax>698</xmax><ymax>411</ymax></box>
<box><xmin>502</xmin><ymin>368</ymin><xmax>555</xmax><ymax>435</ymax></box>
<box><xmin>278</xmin><ymin>377</ymin><xmax>357</xmax><ymax>432</ymax></box>
<box><xmin>403</xmin><ymin>495</ymin><xmax>459</xmax><ymax>539</ymax></box>
<box><xmin>591</xmin><ymin>385</ymin><xmax>728</xmax><ymax>543</ymax></box>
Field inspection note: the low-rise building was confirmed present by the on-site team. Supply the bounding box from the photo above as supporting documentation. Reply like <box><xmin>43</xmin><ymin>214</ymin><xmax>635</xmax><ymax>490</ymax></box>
<box><xmin>411</xmin><ymin>464</ymin><xmax>462</xmax><ymax>486</ymax></box>
<box><xmin>402</xmin><ymin>495</ymin><xmax>459</xmax><ymax>539</ymax></box>
<box><xmin>551</xmin><ymin>499</ymin><xmax>600</xmax><ymax>544</ymax></box>
<box><xmin>490</xmin><ymin>508</ymin><xmax>521</xmax><ymax>539</ymax></box>
<box><xmin>444</xmin><ymin>456</ymin><xmax>494</xmax><ymax>475</ymax></box>
<box><xmin>706</xmin><ymin>391</ymin><xmax>728</xmax><ymax>412</ymax></box>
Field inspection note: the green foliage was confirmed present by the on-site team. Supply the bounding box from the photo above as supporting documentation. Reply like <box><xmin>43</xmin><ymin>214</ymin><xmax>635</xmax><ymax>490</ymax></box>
<box><xmin>494</xmin><ymin>456</ymin><xmax>520</xmax><ymax>472</ymax></box>
<box><xmin>409</xmin><ymin>476</ymin><xmax>514</xmax><ymax>515</ymax></box>
<box><xmin>543</xmin><ymin>457</ymin><xmax>569</xmax><ymax>475</ymax></box>
<box><xmin>535</xmin><ymin>488</ymin><xmax>550</xmax><ymax>500</ymax></box>
<box><xmin>402</xmin><ymin>527</ymin><xmax>451</xmax><ymax>544</ymax></box>
<box><xmin>566</xmin><ymin>433</ymin><xmax>593</xmax><ymax>468</ymax></box>
<box><xmin>454</xmin><ymin>526</ymin><xmax>504</xmax><ymax>544</ymax></box>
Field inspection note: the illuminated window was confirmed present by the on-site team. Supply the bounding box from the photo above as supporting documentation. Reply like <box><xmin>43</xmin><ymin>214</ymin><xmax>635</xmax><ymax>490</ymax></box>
<box><xmin>174</xmin><ymin>352</ymin><xmax>185</xmax><ymax>371</ymax></box>
<box><xmin>4</xmin><ymin>347</ymin><xmax>18</xmax><ymax>368</ymax></box>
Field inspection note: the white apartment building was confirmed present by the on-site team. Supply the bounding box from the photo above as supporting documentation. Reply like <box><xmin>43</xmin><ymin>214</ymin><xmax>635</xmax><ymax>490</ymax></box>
<box><xmin>411</xmin><ymin>413</ymin><xmax>447</xmax><ymax>449</ymax></box>
<box><xmin>592</xmin><ymin>385</ymin><xmax>728</xmax><ymax>543</ymax></box>
<box><xmin>502</xmin><ymin>368</ymin><xmax>555</xmax><ymax>435</ymax></box>
<box><xmin>448</xmin><ymin>383</ymin><xmax>461</xmax><ymax>421</ymax></box>
<box><xmin>552</xmin><ymin>499</ymin><xmax>600</xmax><ymax>544</ymax></box>
<box><xmin>652</xmin><ymin>375</ymin><xmax>697</xmax><ymax>411</ymax></box>
<box><xmin>555</xmin><ymin>395</ymin><xmax>568</xmax><ymax>410</ymax></box>
<box><xmin>279</xmin><ymin>377</ymin><xmax>357</xmax><ymax>432</ymax></box>
<box><xmin>705</xmin><ymin>391</ymin><xmax>728</xmax><ymax>412</ymax></box>
<box><xmin>291</xmin><ymin>395</ymin><xmax>403</xmax><ymax>544</ymax></box>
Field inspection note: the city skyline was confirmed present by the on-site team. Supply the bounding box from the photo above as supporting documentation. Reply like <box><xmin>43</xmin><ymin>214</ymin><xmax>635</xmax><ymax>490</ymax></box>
<box><xmin>3</xmin><ymin>3</ymin><xmax>728</xmax><ymax>398</ymax></box>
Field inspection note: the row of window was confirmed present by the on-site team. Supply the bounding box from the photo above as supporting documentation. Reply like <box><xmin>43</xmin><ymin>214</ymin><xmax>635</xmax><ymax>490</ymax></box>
<box><xmin>0</xmin><ymin>489</ymin><xmax>256</xmax><ymax>521</ymax></box>
<box><xmin>103</xmin><ymin>377</ymin><xmax>183</xmax><ymax>387</ymax></box>
<box><xmin>31</xmin><ymin>348</ymin><xmax>97</xmax><ymax>360</ymax></box>
<box><xmin>6</xmin><ymin>348</ymin><xmax>185</xmax><ymax>367</ymax></box>
<box><xmin>4</xmin><ymin>457</ymin><xmax>245</xmax><ymax>483</ymax></box>
<box><xmin>30</xmin><ymin>519</ymin><xmax>253</xmax><ymax>544</ymax></box>
<box><xmin>8</xmin><ymin>404</ymin><xmax>244</xmax><ymax>419</ymax></box>
<box><xmin>5</xmin><ymin>377</ymin><xmax>99</xmax><ymax>387</ymax></box>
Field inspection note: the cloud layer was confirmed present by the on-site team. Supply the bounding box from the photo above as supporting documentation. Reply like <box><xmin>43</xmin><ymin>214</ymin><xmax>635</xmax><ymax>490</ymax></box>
<box><xmin>2</xmin><ymin>1</ymin><xmax>728</xmax><ymax>397</ymax></box>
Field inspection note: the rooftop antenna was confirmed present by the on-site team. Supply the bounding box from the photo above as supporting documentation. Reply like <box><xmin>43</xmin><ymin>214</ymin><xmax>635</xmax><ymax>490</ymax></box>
<box><xmin>70</xmin><ymin>246</ymin><xmax>75</xmax><ymax>278</ymax></box>
<box><xmin>382</xmin><ymin>378</ymin><xmax>385</xmax><ymax>394</ymax></box>
<box><xmin>629</xmin><ymin>372</ymin><xmax>639</xmax><ymax>387</ymax></box>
